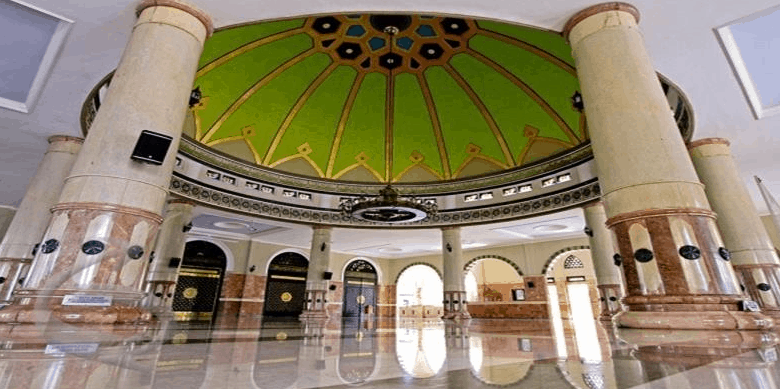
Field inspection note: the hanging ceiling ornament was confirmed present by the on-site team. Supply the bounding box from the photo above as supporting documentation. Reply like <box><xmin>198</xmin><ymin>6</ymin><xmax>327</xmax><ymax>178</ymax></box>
<box><xmin>340</xmin><ymin>185</ymin><xmax>437</xmax><ymax>223</ymax></box>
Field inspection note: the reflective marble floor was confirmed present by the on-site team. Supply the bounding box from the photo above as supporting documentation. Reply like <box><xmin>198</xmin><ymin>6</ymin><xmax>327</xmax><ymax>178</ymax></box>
<box><xmin>0</xmin><ymin>316</ymin><xmax>778</xmax><ymax>389</ymax></box>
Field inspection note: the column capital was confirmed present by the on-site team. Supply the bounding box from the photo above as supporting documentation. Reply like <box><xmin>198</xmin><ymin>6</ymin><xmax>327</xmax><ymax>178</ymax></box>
<box><xmin>563</xmin><ymin>2</ymin><xmax>640</xmax><ymax>41</ymax></box>
<box><xmin>583</xmin><ymin>200</ymin><xmax>605</xmax><ymax>209</ymax></box>
<box><xmin>136</xmin><ymin>0</ymin><xmax>214</xmax><ymax>37</ymax></box>
<box><xmin>166</xmin><ymin>198</ymin><xmax>198</xmax><ymax>206</ymax></box>
<box><xmin>688</xmin><ymin>137</ymin><xmax>731</xmax><ymax>149</ymax></box>
<box><xmin>312</xmin><ymin>224</ymin><xmax>333</xmax><ymax>231</ymax></box>
<box><xmin>47</xmin><ymin>135</ymin><xmax>84</xmax><ymax>145</ymax></box>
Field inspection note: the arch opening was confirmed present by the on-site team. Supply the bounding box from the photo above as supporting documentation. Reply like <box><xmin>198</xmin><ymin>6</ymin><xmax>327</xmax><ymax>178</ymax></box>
<box><xmin>396</xmin><ymin>264</ymin><xmax>443</xmax><ymax>318</ymax></box>
<box><xmin>262</xmin><ymin>252</ymin><xmax>309</xmax><ymax>319</ymax></box>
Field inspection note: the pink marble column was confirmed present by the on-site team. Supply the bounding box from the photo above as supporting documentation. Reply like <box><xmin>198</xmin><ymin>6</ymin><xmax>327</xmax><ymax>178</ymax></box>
<box><xmin>0</xmin><ymin>1</ymin><xmax>212</xmax><ymax>324</ymax></box>
<box><xmin>0</xmin><ymin>136</ymin><xmax>82</xmax><ymax>306</ymax></box>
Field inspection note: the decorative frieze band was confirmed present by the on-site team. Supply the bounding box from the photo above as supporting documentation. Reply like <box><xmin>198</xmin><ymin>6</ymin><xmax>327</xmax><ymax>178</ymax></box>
<box><xmin>169</xmin><ymin>174</ymin><xmax>601</xmax><ymax>228</ymax></box>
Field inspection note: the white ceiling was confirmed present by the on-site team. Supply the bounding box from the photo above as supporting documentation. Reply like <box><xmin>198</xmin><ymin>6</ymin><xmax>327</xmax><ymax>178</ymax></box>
<box><xmin>190</xmin><ymin>205</ymin><xmax>587</xmax><ymax>258</ymax></box>
<box><xmin>1</xmin><ymin>0</ymin><xmax>779</xmax><ymax>218</ymax></box>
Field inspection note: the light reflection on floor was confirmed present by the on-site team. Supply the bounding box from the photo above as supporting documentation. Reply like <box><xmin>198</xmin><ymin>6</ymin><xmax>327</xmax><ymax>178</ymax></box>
<box><xmin>0</xmin><ymin>316</ymin><xmax>778</xmax><ymax>389</ymax></box>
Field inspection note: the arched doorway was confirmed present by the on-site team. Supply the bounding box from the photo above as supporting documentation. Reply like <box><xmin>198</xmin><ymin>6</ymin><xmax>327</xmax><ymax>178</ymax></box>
<box><xmin>342</xmin><ymin>259</ymin><xmax>378</xmax><ymax>320</ymax></box>
<box><xmin>545</xmin><ymin>248</ymin><xmax>601</xmax><ymax>362</ymax></box>
<box><xmin>262</xmin><ymin>252</ymin><xmax>309</xmax><ymax>318</ymax></box>
<box><xmin>395</xmin><ymin>264</ymin><xmax>443</xmax><ymax>318</ymax></box>
<box><xmin>172</xmin><ymin>240</ymin><xmax>227</xmax><ymax>321</ymax></box>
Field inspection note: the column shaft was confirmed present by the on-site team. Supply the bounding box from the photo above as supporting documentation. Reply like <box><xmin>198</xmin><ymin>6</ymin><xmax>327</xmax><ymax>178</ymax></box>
<box><xmin>3</xmin><ymin>2</ymin><xmax>212</xmax><ymax>324</ymax></box>
<box><xmin>143</xmin><ymin>199</ymin><xmax>195</xmax><ymax>313</ymax></box>
<box><xmin>300</xmin><ymin>226</ymin><xmax>332</xmax><ymax>321</ymax></box>
<box><xmin>0</xmin><ymin>136</ymin><xmax>82</xmax><ymax>305</ymax></box>
<box><xmin>690</xmin><ymin>138</ymin><xmax>780</xmax><ymax>315</ymax></box>
<box><xmin>565</xmin><ymin>3</ymin><xmax>770</xmax><ymax>329</ymax></box>
<box><xmin>442</xmin><ymin>227</ymin><xmax>470</xmax><ymax>320</ymax></box>
<box><xmin>584</xmin><ymin>202</ymin><xmax>625</xmax><ymax>320</ymax></box>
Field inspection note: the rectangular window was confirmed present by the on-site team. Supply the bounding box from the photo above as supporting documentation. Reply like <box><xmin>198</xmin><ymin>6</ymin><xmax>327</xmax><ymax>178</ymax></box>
<box><xmin>0</xmin><ymin>0</ymin><xmax>73</xmax><ymax>113</ymax></box>
<box><xmin>716</xmin><ymin>6</ymin><xmax>780</xmax><ymax>119</ymax></box>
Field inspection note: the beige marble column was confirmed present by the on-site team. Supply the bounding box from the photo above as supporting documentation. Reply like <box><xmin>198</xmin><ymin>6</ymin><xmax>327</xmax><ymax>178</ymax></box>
<box><xmin>300</xmin><ymin>225</ymin><xmax>332</xmax><ymax>321</ymax></box>
<box><xmin>584</xmin><ymin>202</ymin><xmax>625</xmax><ymax>321</ymax></box>
<box><xmin>1</xmin><ymin>1</ymin><xmax>212</xmax><ymax>324</ymax></box>
<box><xmin>143</xmin><ymin>199</ymin><xmax>195</xmax><ymax>314</ymax></box>
<box><xmin>0</xmin><ymin>206</ymin><xmax>15</xmax><ymax>241</ymax></box>
<box><xmin>565</xmin><ymin>3</ymin><xmax>770</xmax><ymax>330</ymax></box>
<box><xmin>0</xmin><ymin>136</ymin><xmax>83</xmax><ymax>306</ymax></box>
<box><xmin>442</xmin><ymin>227</ymin><xmax>470</xmax><ymax>320</ymax></box>
<box><xmin>690</xmin><ymin>138</ymin><xmax>780</xmax><ymax>317</ymax></box>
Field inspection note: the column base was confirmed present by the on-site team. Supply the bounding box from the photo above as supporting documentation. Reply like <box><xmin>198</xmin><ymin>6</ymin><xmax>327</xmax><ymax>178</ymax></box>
<box><xmin>615</xmin><ymin>310</ymin><xmax>773</xmax><ymax>330</ymax></box>
<box><xmin>442</xmin><ymin>310</ymin><xmax>471</xmax><ymax>321</ymax></box>
<box><xmin>299</xmin><ymin>309</ymin><xmax>329</xmax><ymax>322</ymax></box>
<box><xmin>0</xmin><ymin>304</ymin><xmax>152</xmax><ymax>324</ymax></box>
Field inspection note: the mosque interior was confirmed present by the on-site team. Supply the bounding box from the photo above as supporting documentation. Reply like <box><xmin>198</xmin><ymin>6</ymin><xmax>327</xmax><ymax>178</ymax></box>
<box><xmin>1</xmin><ymin>0</ymin><xmax>780</xmax><ymax>388</ymax></box>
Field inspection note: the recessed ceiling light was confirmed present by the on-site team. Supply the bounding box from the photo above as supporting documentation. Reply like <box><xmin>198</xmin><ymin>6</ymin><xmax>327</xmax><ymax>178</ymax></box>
<box><xmin>533</xmin><ymin>224</ymin><xmax>568</xmax><ymax>232</ymax></box>
<box><xmin>213</xmin><ymin>221</ymin><xmax>250</xmax><ymax>229</ymax></box>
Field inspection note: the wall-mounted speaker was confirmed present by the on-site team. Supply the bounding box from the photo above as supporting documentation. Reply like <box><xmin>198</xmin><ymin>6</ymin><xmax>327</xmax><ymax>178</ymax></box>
<box><xmin>329</xmin><ymin>284</ymin><xmax>337</xmax><ymax>291</ymax></box>
<box><xmin>131</xmin><ymin>130</ymin><xmax>172</xmax><ymax>165</ymax></box>
<box><xmin>323</xmin><ymin>271</ymin><xmax>333</xmax><ymax>280</ymax></box>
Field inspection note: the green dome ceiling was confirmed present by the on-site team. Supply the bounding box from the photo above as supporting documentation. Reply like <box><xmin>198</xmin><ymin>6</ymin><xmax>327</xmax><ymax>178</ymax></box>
<box><xmin>186</xmin><ymin>14</ymin><xmax>586</xmax><ymax>183</ymax></box>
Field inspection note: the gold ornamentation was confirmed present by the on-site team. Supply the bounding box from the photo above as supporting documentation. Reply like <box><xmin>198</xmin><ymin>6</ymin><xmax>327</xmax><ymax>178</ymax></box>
<box><xmin>356</xmin><ymin>295</ymin><xmax>366</xmax><ymax>304</ymax></box>
<box><xmin>280</xmin><ymin>292</ymin><xmax>293</xmax><ymax>302</ymax></box>
<box><xmin>183</xmin><ymin>287</ymin><xmax>198</xmax><ymax>299</ymax></box>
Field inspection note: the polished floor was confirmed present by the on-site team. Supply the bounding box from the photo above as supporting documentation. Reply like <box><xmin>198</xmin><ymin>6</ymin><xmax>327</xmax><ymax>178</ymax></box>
<box><xmin>0</xmin><ymin>315</ymin><xmax>778</xmax><ymax>389</ymax></box>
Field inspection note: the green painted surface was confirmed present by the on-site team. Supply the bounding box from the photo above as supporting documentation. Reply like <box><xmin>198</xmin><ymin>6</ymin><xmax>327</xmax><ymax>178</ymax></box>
<box><xmin>191</xmin><ymin>14</ymin><xmax>588</xmax><ymax>182</ymax></box>
<box><xmin>424</xmin><ymin>66</ymin><xmax>507</xmax><ymax>169</ymax></box>
<box><xmin>271</xmin><ymin>65</ymin><xmax>358</xmax><ymax>172</ymax></box>
<box><xmin>450</xmin><ymin>54</ymin><xmax>570</xmax><ymax>155</ymax></box>
<box><xmin>220</xmin><ymin>53</ymin><xmax>332</xmax><ymax>157</ymax></box>
<box><xmin>333</xmin><ymin>72</ymin><xmax>387</xmax><ymax>177</ymax></box>
<box><xmin>196</xmin><ymin>33</ymin><xmax>314</xmax><ymax>134</ymax></box>
<box><xmin>199</xmin><ymin>19</ymin><xmax>306</xmax><ymax>67</ymax></box>
<box><xmin>392</xmin><ymin>73</ymin><xmax>444</xmax><ymax>178</ymax></box>
<box><xmin>469</xmin><ymin>35</ymin><xmax>581</xmax><ymax>138</ymax></box>
<box><xmin>475</xmin><ymin>20</ymin><xmax>575</xmax><ymax>67</ymax></box>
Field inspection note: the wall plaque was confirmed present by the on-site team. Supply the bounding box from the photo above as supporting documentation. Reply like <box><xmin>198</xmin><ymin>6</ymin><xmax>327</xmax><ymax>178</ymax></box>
<box><xmin>45</xmin><ymin>343</ymin><xmax>99</xmax><ymax>355</ymax></box>
<box><xmin>61</xmin><ymin>294</ymin><xmax>112</xmax><ymax>306</ymax></box>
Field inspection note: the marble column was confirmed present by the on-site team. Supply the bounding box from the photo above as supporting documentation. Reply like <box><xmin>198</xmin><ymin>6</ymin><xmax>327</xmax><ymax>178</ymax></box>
<box><xmin>0</xmin><ymin>136</ymin><xmax>83</xmax><ymax>306</ymax></box>
<box><xmin>2</xmin><ymin>1</ymin><xmax>212</xmax><ymax>324</ymax></box>
<box><xmin>564</xmin><ymin>3</ymin><xmax>770</xmax><ymax>329</ymax></box>
<box><xmin>584</xmin><ymin>202</ymin><xmax>625</xmax><ymax>321</ymax></box>
<box><xmin>690</xmin><ymin>138</ymin><xmax>780</xmax><ymax>317</ymax></box>
<box><xmin>442</xmin><ymin>227</ymin><xmax>470</xmax><ymax>320</ymax></box>
<box><xmin>0</xmin><ymin>206</ymin><xmax>15</xmax><ymax>241</ymax></box>
<box><xmin>300</xmin><ymin>226</ymin><xmax>332</xmax><ymax>321</ymax></box>
<box><xmin>143</xmin><ymin>199</ymin><xmax>195</xmax><ymax>314</ymax></box>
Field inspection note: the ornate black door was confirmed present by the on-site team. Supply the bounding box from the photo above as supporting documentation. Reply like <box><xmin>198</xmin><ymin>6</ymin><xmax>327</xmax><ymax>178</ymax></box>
<box><xmin>342</xmin><ymin>260</ymin><xmax>377</xmax><ymax>319</ymax></box>
<box><xmin>263</xmin><ymin>252</ymin><xmax>309</xmax><ymax>318</ymax></box>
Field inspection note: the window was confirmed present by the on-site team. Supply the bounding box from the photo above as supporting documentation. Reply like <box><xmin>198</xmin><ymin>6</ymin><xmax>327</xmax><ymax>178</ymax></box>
<box><xmin>0</xmin><ymin>0</ymin><xmax>73</xmax><ymax>113</ymax></box>
<box><xmin>716</xmin><ymin>5</ymin><xmax>780</xmax><ymax>119</ymax></box>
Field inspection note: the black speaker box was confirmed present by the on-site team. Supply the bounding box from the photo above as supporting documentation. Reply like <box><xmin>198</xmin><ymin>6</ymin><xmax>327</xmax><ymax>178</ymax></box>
<box><xmin>131</xmin><ymin>130</ymin><xmax>173</xmax><ymax>165</ymax></box>
<box><xmin>323</xmin><ymin>271</ymin><xmax>333</xmax><ymax>280</ymax></box>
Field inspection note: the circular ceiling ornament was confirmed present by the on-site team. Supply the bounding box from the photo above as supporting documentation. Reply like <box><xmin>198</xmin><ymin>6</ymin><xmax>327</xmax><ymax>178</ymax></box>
<box><xmin>341</xmin><ymin>185</ymin><xmax>435</xmax><ymax>223</ymax></box>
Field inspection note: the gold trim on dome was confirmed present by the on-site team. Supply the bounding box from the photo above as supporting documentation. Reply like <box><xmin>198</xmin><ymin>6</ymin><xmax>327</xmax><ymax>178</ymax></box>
<box><xmin>416</xmin><ymin>72</ymin><xmax>451</xmax><ymax>179</ymax></box>
<box><xmin>332</xmin><ymin>152</ymin><xmax>385</xmax><ymax>181</ymax></box>
<box><xmin>476</xmin><ymin>29</ymin><xmax>576</xmax><ymax>77</ymax></box>
<box><xmin>385</xmin><ymin>72</ymin><xmax>395</xmax><ymax>182</ymax></box>
<box><xmin>466</xmin><ymin>48</ymin><xmax>580</xmax><ymax>145</ymax></box>
<box><xmin>393</xmin><ymin>159</ymin><xmax>444</xmax><ymax>182</ymax></box>
<box><xmin>444</xmin><ymin>63</ymin><xmax>515</xmax><ymax>166</ymax></box>
<box><xmin>196</xmin><ymin>27</ymin><xmax>307</xmax><ymax>77</ymax></box>
<box><xmin>200</xmin><ymin>48</ymin><xmax>318</xmax><ymax>144</ymax></box>
<box><xmin>263</xmin><ymin>61</ymin><xmax>340</xmax><ymax>165</ymax></box>
<box><xmin>327</xmin><ymin>72</ymin><xmax>366</xmax><ymax>177</ymax></box>
<box><xmin>191</xmin><ymin>96</ymin><xmax>209</xmax><ymax>140</ymax></box>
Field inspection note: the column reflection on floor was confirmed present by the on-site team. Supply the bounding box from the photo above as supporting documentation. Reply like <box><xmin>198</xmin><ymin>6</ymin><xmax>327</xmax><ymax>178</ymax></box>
<box><xmin>1</xmin><ymin>316</ymin><xmax>780</xmax><ymax>388</ymax></box>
